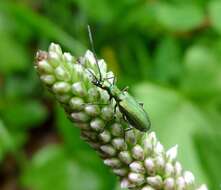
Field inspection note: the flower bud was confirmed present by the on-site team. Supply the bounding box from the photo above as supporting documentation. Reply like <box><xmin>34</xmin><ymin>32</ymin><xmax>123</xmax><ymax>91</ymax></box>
<box><xmin>112</xmin><ymin>138</ymin><xmax>127</xmax><ymax>150</ymax></box>
<box><xmin>104</xmin><ymin>158</ymin><xmax>122</xmax><ymax>168</ymax></box>
<box><xmin>147</xmin><ymin>175</ymin><xmax>163</xmax><ymax>189</ymax></box>
<box><xmin>113</xmin><ymin>168</ymin><xmax>128</xmax><ymax>176</ymax></box>
<box><xmin>85</xmin><ymin>105</ymin><xmax>100</xmax><ymax>116</ymax></box>
<box><xmin>110</xmin><ymin>123</ymin><xmax>123</xmax><ymax>137</ymax></box>
<box><xmin>69</xmin><ymin>97</ymin><xmax>84</xmax><ymax>110</ymax></box>
<box><xmin>144</xmin><ymin>158</ymin><xmax>155</xmax><ymax>175</ymax></box>
<box><xmin>40</xmin><ymin>75</ymin><xmax>55</xmax><ymax>85</ymax></box>
<box><xmin>129</xmin><ymin>173</ymin><xmax>145</xmax><ymax>185</ymax></box>
<box><xmin>118</xmin><ymin>151</ymin><xmax>133</xmax><ymax>164</ymax></box>
<box><xmin>72</xmin><ymin>82</ymin><xmax>87</xmax><ymax>97</ymax></box>
<box><xmin>164</xmin><ymin>178</ymin><xmax>175</xmax><ymax>190</ymax></box>
<box><xmin>90</xmin><ymin>118</ymin><xmax>105</xmax><ymax>132</ymax></box>
<box><xmin>55</xmin><ymin>66</ymin><xmax>71</xmax><ymax>81</ymax></box>
<box><xmin>99</xmin><ymin>130</ymin><xmax>111</xmax><ymax>143</ymax></box>
<box><xmin>53</xmin><ymin>82</ymin><xmax>71</xmax><ymax>94</ymax></box>
<box><xmin>132</xmin><ymin>145</ymin><xmax>144</xmax><ymax>160</ymax></box>
<box><xmin>71</xmin><ymin>112</ymin><xmax>90</xmax><ymax>122</ymax></box>
<box><xmin>130</xmin><ymin>161</ymin><xmax>145</xmax><ymax>173</ymax></box>
<box><xmin>100</xmin><ymin>145</ymin><xmax>116</xmax><ymax>156</ymax></box>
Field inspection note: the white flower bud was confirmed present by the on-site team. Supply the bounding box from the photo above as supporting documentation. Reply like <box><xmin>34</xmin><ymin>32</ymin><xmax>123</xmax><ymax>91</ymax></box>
<box><xmin>49</xmin><ymin>43</ymin><xmax>62</xmax><ymax>55</ymax></box>
<box><xmin>155</xmin><ymin>156</ymin><xmax>165</xmax><ymax>172</ymax></box>
<box><xmin>101</xmin><ymin>106</ymin><xmax>113</xmax><ymax>121</ymax></box>
<box><xmin>111</xmin><ymin>123</ymin><xmax>123</xmax><ymax>137</ymax></box>
<box><xmin>149</xmin><ymin>132</ymin><xmax>157</xmax><ymax>146</ymax></box>
<box><xmin>40</xmin><ymin>75</ymin><xmax>55</xmax><ymax>85</ymax></box>
<box><xmin>176</xmin><ymin>176</ymin><xmax>185</xmax><ymax>189</ymax></box>
<box><xmin>72</xmin><ymin>82</ymin><xmax>87</xmax><ymax>97</ymax></box>
<box><xmin>165</xmin><ymin>163</ymin><xmax>174</xmax><ymax>177</ymax></box>
<box><xmin>129</xmin><ymin>161</ymin><xmax>145</xmax><ymax>173</ymax></box>
<box><xmin>85</xmin><ymin>105</ymin><xmax>100</xmax><ymax>116</ymax></box>
<box><xmin>147</xmin><ymin>175</ymin><xmax>163</xmax><ymax>189</ymax></box>
<box><xmin>128</xmin><ymin>173</ymin><xmax>145</xmax><ymax>185</ymax></box>
<box><xmin>141</xmin><ymin>186</ymin><xmax>155</xmax><ymax>190</ymax></box>
<box><xmin>69</xmin><ymin>97</ymin><xmax>84</xmax><ymax>110</ymax></box>
<box><xmin>63</xmin><ymin>52</ymin><xmax>73</xmax><ymax>62</ymax></box>
<box><xmin>118</xmin><ymin>151</ymin><xmax>133</xmax><ymax>164</ymax></box>
<box><xmin>174</xmin><ymin>161</ymin><xmax>182</xmax><ymax>176</ymax></box>
<box><xmin>112</xmin><ymin>138</ymin><xmax>127</xmax><ymax>150</ymax></box>
<box><xmin>144</xmin><ymin>158</ymin><xmax>155</xmax><ymax>175</ymax></box>
<box><xmin>132</xmin><ymin>145</ymin><xmax>144</xmax><ymax>160</ymax></box>
<box><xmin>53</xmin><ymin>82</ymin><xmax>71</xmax><ymax>94</ymax></box>
<box><xmin>56</xmin><ymin>94</ymin><xmax>71</xmax><ymax>103</ymax></box>
<box><xmin>166</xmin><ymin>145</ymin><xmax>178</xmax><ymax>162</ymax></box>
<box><xmin>154</xmin><ymin>142</ymin><xmax>164</xmax><ymax>155</ymax></box>
<box><xmin>48</xmin><ymin>51</ymin><xmax>60</xmax><ymax>64</ymax></box>
<box><xmin>164</xmin><ymin>178</ymin><xmax>175</xmax><ymax>190</ymax></box>
<box><xmin>121</xmin><ymin>178</ymin><xmax>135</xmax><ymax>189</ymax></box>
<box><xmin>197</xmin><ymin>184</ymin><xmax>208</xmax><ymax>190</ymax></box>
<box><xmin>88</xmin><ymin>88</ymin><xmax>100</xmax><ymax>101</ymax></box>
<box><xmin>100</xmin><ymin>145</ymin><xmax>116</xmax><ymax>156</ymax></box>
<box><xmin>113</xmin><ymin>168</ymin><xmax>128</xmax><ymax>176</ymax></box>
<box><xmin>71</xmin><ymin>112</ymin><xmax>90</xmax><ymax>122</ymax></box>
<box><xmin>85</xmin><ymin>50</ymin><xmax>96</xmax><ymax>65</ymax></box>
<box><xmin>38</xmin><ymin>60</ymin><xmax>53</xmax><ymax>73</ymax></box>
<box><xmin>125</xmin><ymin>130</ymin><xmax>137</xmax><ymax>145</ymax></box>
<box><xmin>99</xmin><ymin>130</ymin><xmax>111</xmax><ymax>143</ymax></box>
<box><xmin>184</xmin><ymin>171</ymin><xmax>195</xmax><ymax>185</ymax></box>
<box><xmin>104</xmin><ymin>158</ymin><xmax>121</xmax><ymax>168</ymax></box>
<box><xmin>90</xmin><ymin>118</ymin><xmax>105</xmax><ymax>132</ymax></box>
<box><xmin>55</xmin><ymin>66</ymin><xmax>70</xmax><ymax>81</ymax></box>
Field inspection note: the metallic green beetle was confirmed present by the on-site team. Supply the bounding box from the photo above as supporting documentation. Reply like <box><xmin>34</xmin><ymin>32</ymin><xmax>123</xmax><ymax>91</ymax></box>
<box><xmin>95</xmin><ymin>81</ymin><xmax>151</xmax><ymax>132</ymax></box>
<box><xmin>86</xmin><ymin>25</ymin><xmax>151</xmax><ymax>132</ymax></box>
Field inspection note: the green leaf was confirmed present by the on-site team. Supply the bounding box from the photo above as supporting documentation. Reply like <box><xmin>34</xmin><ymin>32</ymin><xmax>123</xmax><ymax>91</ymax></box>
<box><xmin>181</xmin><ymin>44</ymin><xmax>221</xmax><ymax>99</ymax></box>
<box><xmin>133</xmin><ymin>83</ymin><xmax>210</xmax><ymax>185</ymax></box>
<box><xmin>1</xmin><ymin>100</ymin><xmax>48</xmax><ymax>129</ymax></box>
<box><xmin>209</xmin><ymin>0</ymin><xmax>221</xmax><ymax>34</ymax></box>
<box><xmin>155</xmin><ymin>3</ymin><xmax>204</xmax><ymax>31</ymax></box>
<box><xmin>0</xmin><ymin>2</ymin><xmax>85</xmax><ymax>55</ymax></box>
<box><xmin>0</xmin><ymin>32</ymin><xmax>29</xmax><ymax>75</ymax></box>
<box><xmin>153</xmin><ymin>37</ymin><xmax>182</xmax><ymax>85</ymax></box>
<box><xmin>194</xmin><ymin>132</ymin><xmax>221</xmax><ymax>190</ymax></box>
<box><xmin>21</xmin><ymin>145</ymin><xmax>103</xmax><ymax>190</ymax></box>
<box><xmin>0</xmin><ymin>120</ymin><xmax>14</xmax><ymax>161</ymax></box>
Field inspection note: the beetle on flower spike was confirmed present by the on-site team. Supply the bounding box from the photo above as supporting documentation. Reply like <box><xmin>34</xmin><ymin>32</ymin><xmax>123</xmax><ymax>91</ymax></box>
<box><xmin>86</xmin><ymin>25</ymin><xmax>151</xmax><ymax>132</ymax></box>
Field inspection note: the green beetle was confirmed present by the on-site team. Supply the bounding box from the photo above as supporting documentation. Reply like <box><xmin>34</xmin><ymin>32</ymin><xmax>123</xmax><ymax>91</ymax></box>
<box><xmin>86</xmin><ymin>25</ymin><xmax>151</xmax><ymax>132</ymax></box>
<box><xmin>89</xmin><ymin>76</ymin><xmax>151</xmax><ymax>132</ymax></box>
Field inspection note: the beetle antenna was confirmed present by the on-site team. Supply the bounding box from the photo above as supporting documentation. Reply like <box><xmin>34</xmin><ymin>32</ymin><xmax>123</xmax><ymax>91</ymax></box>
<box><xmin>87</xmin><ymin>25</ymin><xmax>102</xmax><ymax>82</ymax></box>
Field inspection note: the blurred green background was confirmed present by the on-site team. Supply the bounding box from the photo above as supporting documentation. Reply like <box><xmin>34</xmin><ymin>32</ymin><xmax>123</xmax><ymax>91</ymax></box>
<box><xmin>0</xmin><ymin>0</ymin><xmax>221</xmax><ymax>189</ymax></box>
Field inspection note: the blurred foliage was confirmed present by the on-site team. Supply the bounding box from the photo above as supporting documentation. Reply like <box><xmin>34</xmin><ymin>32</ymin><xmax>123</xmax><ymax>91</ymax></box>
<box><xmin>0</xmin><ymin>0</ymin><xmax>220</xmax><ymax>189</ymax></box>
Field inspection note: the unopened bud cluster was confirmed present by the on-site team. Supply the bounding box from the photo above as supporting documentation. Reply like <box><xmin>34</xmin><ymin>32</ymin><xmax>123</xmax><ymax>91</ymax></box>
<box><xmin>35</xmin><ymin>43</ymin><xmax>208</xmax><ymax>190</ymax></box>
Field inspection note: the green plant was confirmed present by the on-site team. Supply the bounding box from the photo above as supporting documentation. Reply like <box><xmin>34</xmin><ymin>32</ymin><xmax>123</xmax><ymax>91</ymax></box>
<box><xmin>34</xmin><ymin>43</ymin><xmax>208</xmax><ymax>190</ymax></box>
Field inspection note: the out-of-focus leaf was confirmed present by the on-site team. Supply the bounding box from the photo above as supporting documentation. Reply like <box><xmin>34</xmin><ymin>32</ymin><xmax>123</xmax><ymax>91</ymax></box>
<box><xmin>153</xmin><ymin>37</ymin><xmax>182</xmax><ymax>85</ymax></box>
<box><xmin>0</xmin><ymin>2</ymin><xmax>85</xmax><ymax>55</ymax></box>
<box><xmin>0</xmin><ymin>32</ymin><xmax>29</xmax><ymax>75</ymax></box>
<box><xmin>194</xmin><ymin>132</ymin><xmax>221</xmax><ymax>190</ymax></box>
<box><xmin>209</xmin><ymin>0</ymin><xmax>221</xmax><ymax>34</ymax></box>
<box><xmin>21</xmin><ymin>145</ymin><xmax>103</xmax><ymax>190</ymax></box>
<box><xmin>1</xmin><ymin>100</ymin><xmax>48</xmax><ymax>129</ymax></box>
<box><xmin>0</xmin><ymin>120</ymin><xmax>14</xmax><ymax>161</ymax></box>
<box><xmin>155</xmin><ymin>3</ymin><xmax>204</xmax><ymax>31</ymax></box>
<box><xmin>133</xmin><ymin>83</ymin><xmax>209</xmax><ymax>184</ymax></box>
<box><xmin>181</xmin><ymin>44</ymin><xmax>221</xmax><ymax>99</ymax></box>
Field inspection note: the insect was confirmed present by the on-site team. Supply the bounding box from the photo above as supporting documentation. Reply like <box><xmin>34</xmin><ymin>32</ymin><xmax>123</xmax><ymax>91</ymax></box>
<box><xmin>86</xmin><ymin>25</ymin><xmax>151</xmax><ymax>132</ymax></box>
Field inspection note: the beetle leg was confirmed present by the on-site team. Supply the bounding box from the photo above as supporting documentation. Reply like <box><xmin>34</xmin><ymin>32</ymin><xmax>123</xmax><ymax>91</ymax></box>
<box><xmin>139</xmin><ymin>102</ymin><xmax>144</xmax><ymax>108</ymax></box>
<box><xmin>122</xmin><ymin>86</ymin><xmax>129</xmax><ymax>92</ymax></box>
<box><xmin>124</xmin><ymin>127</ymin><xmax>133</xmax><ymax>132</ymax></box>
